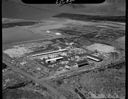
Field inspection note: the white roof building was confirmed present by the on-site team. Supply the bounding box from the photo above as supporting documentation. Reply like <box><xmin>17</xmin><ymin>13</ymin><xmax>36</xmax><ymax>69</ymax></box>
<box><xmin>46</xmin><ymin>30</ymin><xmax>51</xmax><ymax>33</ymax></box>
<box><xmin>45</xmin><ymin>57</ymin><xmax>63</xmax><ymax>63</ymax></box>
<box><xmin>55</xmin><ymin>32</ymin><xmax>62</xmax><ymax>35</ymax></box>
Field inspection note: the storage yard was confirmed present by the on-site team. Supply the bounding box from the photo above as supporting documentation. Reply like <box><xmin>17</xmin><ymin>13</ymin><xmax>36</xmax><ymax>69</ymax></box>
<box><xmin>3</xmin><ymin>36</ymin><xmax>124</xmax><ymax>80</ymax></box>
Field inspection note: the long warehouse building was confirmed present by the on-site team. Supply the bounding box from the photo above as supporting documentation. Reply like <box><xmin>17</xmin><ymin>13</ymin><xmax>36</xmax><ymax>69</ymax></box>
<box><xmin>86</xmin><ymin>55</ymin><xmax>103</xmax><ymax>62</ymax></box>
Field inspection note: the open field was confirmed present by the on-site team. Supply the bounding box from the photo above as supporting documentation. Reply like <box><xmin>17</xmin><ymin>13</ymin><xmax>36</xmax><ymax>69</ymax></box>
<box><xmin>3</xmin><ymin>89</ymin><xmax>51</xmax><ymax>99</ymax></box>
<box><xmin>111</xmin><ymin>36</ymin><xmax>125</xmax><ymax>50</ymax></box>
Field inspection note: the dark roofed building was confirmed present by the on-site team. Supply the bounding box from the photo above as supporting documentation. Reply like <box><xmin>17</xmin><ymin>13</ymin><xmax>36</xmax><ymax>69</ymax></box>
<box><xmin>77</xmin><ymin>60</ymin><xmax>89</xmax><ymax>67</ymax></box>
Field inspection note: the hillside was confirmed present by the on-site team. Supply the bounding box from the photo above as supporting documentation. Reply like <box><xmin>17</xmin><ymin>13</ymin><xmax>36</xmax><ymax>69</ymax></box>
<box><xmin>53</xmin><ymin>13</ymin><xmax>125</xmax><ymax>22</ymax></box>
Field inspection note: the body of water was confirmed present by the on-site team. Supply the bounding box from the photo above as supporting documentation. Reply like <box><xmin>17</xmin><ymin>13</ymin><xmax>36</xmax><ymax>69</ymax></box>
<box><xmin>2</xmin><ymin>27</ymin><xmax>46</xmax><ymax>45</ymax></box>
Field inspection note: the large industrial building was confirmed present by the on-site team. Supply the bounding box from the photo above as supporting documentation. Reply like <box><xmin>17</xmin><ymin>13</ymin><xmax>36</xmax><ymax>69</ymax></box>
<box><xmin>86</xmin><ymin>55</ymin><xmax>103</xmax><ymax>62</ymax></box>
<box><xmin>45</xmin><ymin>57</ymin><xmax>64</xmax><ymax>63</ymax></box>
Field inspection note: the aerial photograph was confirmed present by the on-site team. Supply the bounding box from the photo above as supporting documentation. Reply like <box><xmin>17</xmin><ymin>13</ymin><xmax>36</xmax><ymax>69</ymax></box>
<box><xmin>2</xmin><ymin>0</ymin><xmax>125</xmax><ymax>99</ymax></box>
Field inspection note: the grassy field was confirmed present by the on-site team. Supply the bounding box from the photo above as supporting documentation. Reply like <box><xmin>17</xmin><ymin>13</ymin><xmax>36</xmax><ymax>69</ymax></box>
<box><xmin>3</xmin><ymin>89</ymin><xmax>51</xmax><ymax>99</ymax></box>
<box><xmin>51</xmin><ymin>63</ymin><xmax>125</xmax><ymax>99</ymax></box>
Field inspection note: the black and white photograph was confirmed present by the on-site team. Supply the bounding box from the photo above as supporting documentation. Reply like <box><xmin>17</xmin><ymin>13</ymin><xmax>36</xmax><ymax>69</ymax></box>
<box><xmin>2</xmin><ymin>0</ymin><xmax>126</xmax><ymax>99</ymax></box>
